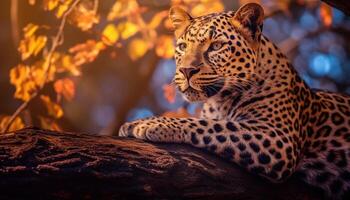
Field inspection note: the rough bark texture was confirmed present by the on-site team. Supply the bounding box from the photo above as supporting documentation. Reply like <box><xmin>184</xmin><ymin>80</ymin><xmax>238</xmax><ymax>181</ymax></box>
<box><xmin>0</xmin><ymin>127</ymin><xmax>323</xmax><ymax>200</ymax></box>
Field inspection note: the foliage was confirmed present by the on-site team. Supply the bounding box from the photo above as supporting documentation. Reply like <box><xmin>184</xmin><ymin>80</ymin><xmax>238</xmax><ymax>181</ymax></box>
<box><xmin>0</xmin><ymin>0</ymin><xmax>336</xmax><ymax>133</ymax></box>
<box><xmin>1</xmin><ymin>0</ymin><xmax>226</xmax><ymax>133</ymax></box>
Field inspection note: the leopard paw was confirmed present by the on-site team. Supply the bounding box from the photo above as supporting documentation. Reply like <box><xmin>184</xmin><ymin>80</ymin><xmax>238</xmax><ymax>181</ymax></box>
<box><xmin>118</xmin><ymin>119</ymin><xmax>158</xmax><ymax>141</ymax></box>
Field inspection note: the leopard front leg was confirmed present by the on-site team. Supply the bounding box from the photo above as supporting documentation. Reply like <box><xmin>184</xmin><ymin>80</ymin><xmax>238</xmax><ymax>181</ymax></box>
<box><xmin>118</xmin><ymin>117</ymin><xmax>188</xmax><ymax>142</ymax></box>
<box><xmin>119</xmin><ymin>117</ymin><xmax>299</xmax><ymax>183</ymax></box>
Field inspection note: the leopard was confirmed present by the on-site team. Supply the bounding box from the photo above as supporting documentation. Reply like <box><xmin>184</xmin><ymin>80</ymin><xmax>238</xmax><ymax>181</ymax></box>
<box><xmin>119</xmin><ymin>3</ymin><xmax>350</xmax><ymax>199</ymax></box>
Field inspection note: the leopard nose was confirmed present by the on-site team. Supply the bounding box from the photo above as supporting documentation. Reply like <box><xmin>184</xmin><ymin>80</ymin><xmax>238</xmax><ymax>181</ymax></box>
<box><xmin>179</xmin><ymin>67</ymin><xmax>200</xmax><ymax>79</ymax></box>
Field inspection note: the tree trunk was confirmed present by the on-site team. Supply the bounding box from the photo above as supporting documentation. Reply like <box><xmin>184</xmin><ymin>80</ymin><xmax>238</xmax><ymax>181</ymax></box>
<box><xmin>0</xmin><ymin>127</ymin><xmax>323</xmax><ymax>199</ymax></box>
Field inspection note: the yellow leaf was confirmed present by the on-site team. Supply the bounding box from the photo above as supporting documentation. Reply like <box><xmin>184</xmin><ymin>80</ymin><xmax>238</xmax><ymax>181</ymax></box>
<box><xmin>31</xmin><ymin>62</ymin><xmax>56</xmax><ymax>86</ymax></box>
<box><xmin>0</xmin><ymin>116</ymin><xmax>25</xmax><ymax>133</ymax></box>
<box><xmin>23</xmin><ymin>23</ymin><xmax>39</xmax><ymax>38</ymax></box>
<box><xmin>101</xmin><ymin>24</ymin><xmax>119</xmax><ymax>46</ymax></box>
<box><xmin>148</xmin><ymin>11</ymin><xmax>168</xmax><ymax>29</ymax></box>
<box><xmin>33</xmin><ymin>36</ymin><xmax>47</xmax><ymax>56</ymax></box>
<box><xmin>128</xmin><ymin>38</ymin><xmax>148</xmax><ymax>60</ymax></box>
<box><xmin>118</xmin><ymin>22</ymin><xmax>139</xmax><ymax>40</ymax></box>
<box><xmin>54</xmin><ymin>53</ymin><xmax>81</xmax><ymax>76</ymax></box>
<box><xmin>54</xmin><ymin>78</ymin><xmax>75</xmax><ymax>101</ymax></box>
<box><xmin>320</xmin><ymin>3</ymin><xmax>332</xmax><ymax>27</ymax></box>
<box><xmin>191</xmin><ymin>1</ymin><xmax>224</xmax><ymax>16</ymax></box>
<box><xmin>69</xmin><ymin>2</ymin><xmax>99</xmax><ymax>31</ymax></box>
<box><xmin>40</xmin><ymin>95</ymin><xmax>63</xmax><ymax>119</ymax></box>
<box><xmin>69</xmin><ymin>40</ymin><xmax>106</xmax><ymax>65</ymax></box>
<box><xmin>56</xmin><ymin>0</ymin><xmax>73</xmax><ymax>18</ymax></box>
<box><xmin>43</xmin><ymin>0</ymin><xmax>59</xmax><ymax>11</ymax></box>
<box><xmin>9</xmin><ymin>65</ymin><xmax>37</xmax><ymax>101</ymax></box>
<box><xmin>18</xmin><ymin>34</ymin><xmax>47</xmax><ymax>60</ymax></box>
<box><xmin>156</xmin><ymin>35</ymin><xmax>175</xmax><ymax>59</ymax></box>
<box><xmin>107</xmin><ymin>0</ymin><xmax>139</xmax><ymax>21</ymax></box>
<box><xmin>38</xmin><ymin>116</ymin><xmax>61</xmax><ymax>131</ymax></box>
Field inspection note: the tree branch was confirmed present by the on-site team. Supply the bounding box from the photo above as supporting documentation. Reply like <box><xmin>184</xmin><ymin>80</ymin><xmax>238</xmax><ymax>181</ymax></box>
<box><xmin>0</xmin><ymin>127</ymin><xmax>323</xmax><ymax>199</ymax></box>
<box><xmin>2</xmin><ymin>0</ymin><xmax>81</xmax><ymax>133</ymax></box>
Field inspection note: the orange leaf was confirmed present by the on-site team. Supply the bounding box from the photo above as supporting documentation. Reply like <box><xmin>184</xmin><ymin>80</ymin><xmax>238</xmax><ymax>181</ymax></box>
<box><xmin>320</xmin><ymin>3</ymin><xmax>332</xmax><ymax>27</ymax></box>
<box><xmin>191</xmin><ymin>1</ymin><xmax>224</xmax><ymax>16</ymax></box>
<box><xmin>55</xmin><ymin>0</ymin><xmax>73</xmax><ymax>18</ymax></box>
<box><xmin>54</xmin><ymin>78</ymin><xmax>75</xmax><ymax>101</ymax></box>
<box><xmin>69</xmin><ymin>2</ymin><xmax>99</xmax><ymax>31</ymax></box>
<box><xmin>118</xmin><ymin>21</ymin><xmax>139</xmax><ymax>39</ymax></box>
<box><xmin>55</xmin><ymin>53</ymin><xmax>81</xmax><ymax>76</ymax></box>
<box><xmin>9</xmin><ymin>64</ymin><xmax>37</xmax><ymax>101</ymax></box>
<box><xmin>43</xmin><ymin>0</ymin><xmax>59</xmax><ymax>11</ymax></box>
<box><xmin>128</xmin><ymin>38</ymin><xmax>148</xmax><ymax>60</ymax></box>
<box><xmin>107</xmin><ymin>0</ymin><xmax>139</xmax><ymax>21</ymax></box>
<box><xmin>156</xmin><ymin>36</ymin><xmax>175</xmax><ymax>59</ymax></box>
<box><xmin>18</xmin><ymin>30</ymin><xmax>47</xmax><ymax>60</ymax></box>
<box><xmin>101</xmin><ymin>24</ymin><xmax>119</xmax><ymax>46</ymax></box>
<box><xmin>69</xmin><ymin>40</ymin><xmax>105</xmax><ymax>65</ymax></box>
<box><xmin>148</xmin><ymin>11</ymin><xmax>168</xmax><ymax>29</ymax></box>
<box><xmin>38</xmin><ymin>116</ymin><xmax>61</xmax><ymax>131</ymax></box>
<box><xmin>40</xmin><ymin>95</ymin><xmax>64</xmax><ymax>119</ymax></box>
<box><xmin>0</xmin><ymin>116</ymin><xmax>25</xmax><ymax>132</ymax></box>
<box><xmin>162</xmin><ymin>84</ymin><xmax>176</xmax><ymax>104</ymax></box>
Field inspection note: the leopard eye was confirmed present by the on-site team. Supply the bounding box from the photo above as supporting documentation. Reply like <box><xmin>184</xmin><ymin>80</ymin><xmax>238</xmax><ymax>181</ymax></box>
<box><xmin>209</xmin><ymin>41</ymin><xmax>223</xmax><ymax>51</ymax></box>
<box><xmin>178</xmin><ymin>43</ymin><xmax>187</xmax><ymax>52</ymax></box>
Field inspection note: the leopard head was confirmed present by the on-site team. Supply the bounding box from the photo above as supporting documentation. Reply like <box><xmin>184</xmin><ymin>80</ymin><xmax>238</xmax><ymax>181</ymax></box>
<box><xmin>169</xmin><ymin>3</ymin><xmax>264</xmax><ymax>102</ymax></box>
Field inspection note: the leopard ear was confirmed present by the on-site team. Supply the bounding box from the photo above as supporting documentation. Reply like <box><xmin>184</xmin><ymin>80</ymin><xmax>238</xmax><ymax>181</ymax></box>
<box><xmin>232</xmin><ymin>3</ymin><xmax>264</xmax><ymax>44</ymax></box>
<box><xmin>169</xmin><ymin>6</ymin><xmax>192</xmax><ymax>38</ymax></box>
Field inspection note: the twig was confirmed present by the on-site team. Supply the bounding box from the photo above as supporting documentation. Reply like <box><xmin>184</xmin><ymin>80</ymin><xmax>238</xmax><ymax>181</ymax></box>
<box><xmin>2</xmin><ymin>0</ymin><xmax>81</xmax><ymax>133</ymax></box>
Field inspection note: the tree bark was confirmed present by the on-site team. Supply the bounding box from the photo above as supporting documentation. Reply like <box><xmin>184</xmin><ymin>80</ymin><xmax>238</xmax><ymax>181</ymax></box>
<box><xmin>0</xmin><ymin>127</ymin><xmax>323</xmax><ymax>200</ymax></box>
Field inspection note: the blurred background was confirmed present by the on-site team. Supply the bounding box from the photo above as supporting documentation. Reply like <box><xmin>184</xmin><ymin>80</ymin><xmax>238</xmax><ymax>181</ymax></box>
<box><xmin>0</xmin><ymin>0</ymin><xmax>349</xmax><ymax>135</ymax></box>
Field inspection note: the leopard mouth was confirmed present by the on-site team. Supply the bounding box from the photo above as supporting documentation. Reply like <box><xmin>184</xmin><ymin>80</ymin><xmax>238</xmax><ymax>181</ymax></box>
<box><xmin>182</xmin><ymin>86</ymin><xmax>198</xmax><ymax>94</ymax></box>
<box><xmin>181</xmin><ymin>82</ymin><xmax>224</xmax><ymax>98</ymax></box>
<box><xmin>201</xmin><ymin>82</ymin><xmax>224</xmax><ymax>97</ymax></box>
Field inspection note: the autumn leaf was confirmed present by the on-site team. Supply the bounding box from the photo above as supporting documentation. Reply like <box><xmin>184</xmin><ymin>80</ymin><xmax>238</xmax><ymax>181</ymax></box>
<box><xmin>101</xmin><ymin>24</ymin><xmax>119</xmax><ymax>46</ymax></box>
<box><xmin>40</xmin><ymin>95</ymin><xmax>63</xmax><ymax>119</ymax></box>
<box><xmin>69</xmin><ymin>1</ymin><xmax>99</xmax><ymax>31</ymax></box>
<box><xmin>156</xmin><ymin>36</ymin><xmax>175</xmax><ymax>59</ymax></box>
<box><xmin>23</xmin><ymin>23</ymin><xmax>39</xmax><ymax>38</ymax></box>
<box><xmin>43</xmin><ymin>0</ymin><xmax>59</xmax><ymax>11</ymax></box>
<box><xmin>0</xmin><ymin>116</ymin><xmax>25</xmax><ymax>133</ymax></box>
<box><xmin>54</xmin><ymin>78</ymin><xmax>75</xmax><ymax>101</ymax></box>
<box><xmin>320</xmin><ymin>3</ymin><xmax>332</xmax><ymax>27</ymax></box>
<box><xmin>107</xmin><ymin>0</ymin><xmax>139</xmax><ymax>21</ymax></box>
<box><xmin>18</xmin><ymin>24</ymin><xmax>47</xmax><ymax>60</ymax></box>
<box><xmin>118</xmin><ymin>21</ymin><xmax>139</xmax><ymax>40</ymax></box>
<box><xmin>10</xmin><ymin>65</ymin><xmax>37</xmax><ymax>101</ymax></box>
<box><xmin>191</xmin><ymin>1</ymin><xmax>224</xmax><ymax>16</ymax></box>
<box><xmin>31</xmin><ymin>61</ymin><xmax>56</xmax><ymax>86</ymax></box>
<box><xmin>148</xmin><ymin>11</ymin><xmax>168</xmax><ymax>29</ymax></box>
<box><xmin>38</xmin><ymin>116</ymin><xmax>61</xmax><ymax>131</ymax></box>
<box><xmin>128</xmin><ymin>38</ymin><xmax>148</xmax><ymax>60</ymax></box>
<box><xmin>69</xmin><ymin>40</ymin><xmax>106</xmax><ymax>65</ymax></box>
<box><xmin>54</xmin><ymin>53</ymin><xmax>81</xmax><ymax>76</ymax></box>
<box><xmin>55</xmin><ymin>0</ymin><xmax>73</xmax><ymax>18</ymax></box>
<box><xmin>162</xmin><ymin>84</ymin><xmax>176</xmax><ymax>103</ymax></box>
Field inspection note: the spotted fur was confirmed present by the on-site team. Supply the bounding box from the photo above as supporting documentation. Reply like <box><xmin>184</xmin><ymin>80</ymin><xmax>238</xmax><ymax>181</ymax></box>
<box><xmin>119</xmin><ymin>3</ymin><xmax>350</xmax><ymax>199</ymax></box>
